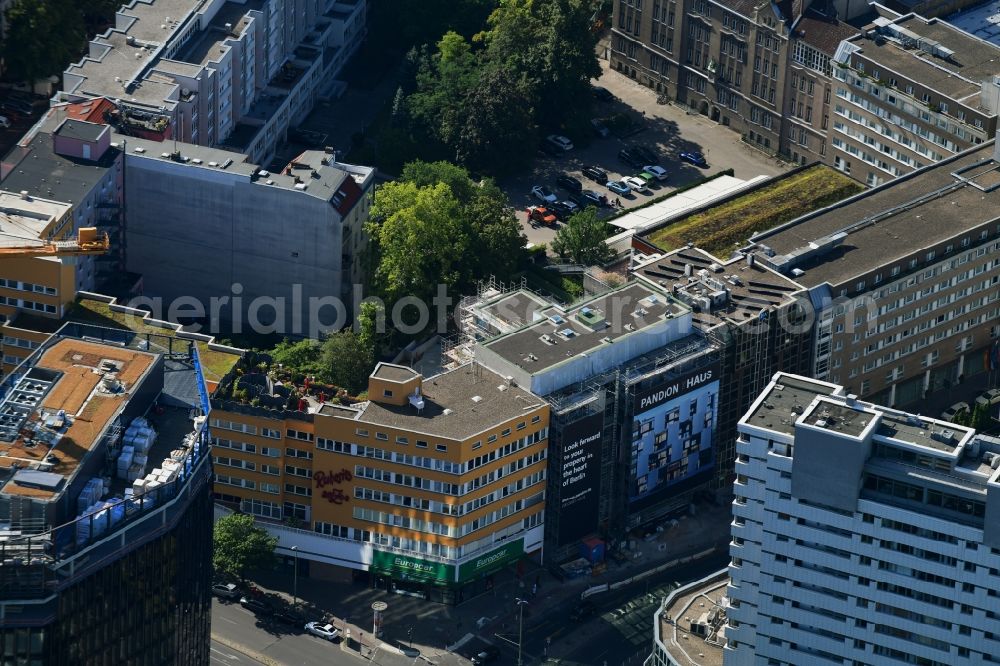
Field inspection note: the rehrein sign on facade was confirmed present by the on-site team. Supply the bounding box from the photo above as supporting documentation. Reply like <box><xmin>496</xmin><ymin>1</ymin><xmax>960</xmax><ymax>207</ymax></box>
<box><xmin>557</xmin><ymin>412</ymin><xmax>604</xmax><ymax>545</ymax></box>
<box><xmin>457</xmin><ymin>538</ymin><xmax>524</xmax><ymax>583</ymax></box>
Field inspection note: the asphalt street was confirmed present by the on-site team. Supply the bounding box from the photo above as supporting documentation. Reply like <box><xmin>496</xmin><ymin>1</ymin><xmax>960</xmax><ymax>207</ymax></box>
<box><xmin>209</xmin><ymin>551</ymin><xmax>728</xmax><ymax>666</ymax></box>
<box><xmin>497</xmin><ymin>553</ymin><xmax>730</xmax><ymax>665</ymax></box>
<box><xmin>211</xmin><ymin>599</ymin><xmax>353</xmax><ymax>666</ymax></box>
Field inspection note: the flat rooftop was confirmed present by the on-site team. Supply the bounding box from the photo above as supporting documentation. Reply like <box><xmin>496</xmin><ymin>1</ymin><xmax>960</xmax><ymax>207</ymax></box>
<box><xmin>948</xmin><ymin>0</ymin><xmax>1000</xmax><ymax>47</ymax></box>
<box><xmin>633</xmin><ymin>247</ymin><xmax>802</xmax><ymax>330</ymax></box>
<box><xmin>371</xmin><ymin>363</ymin><xmax>418</xmax><ymax>383</ymax></box>
<box><xmin>657</xmin><ymin>572</ymin><xmax>728</xmax><ymax>666</ymax></box>
<box><xmin>114</xmin><ymin>131</ymin><xmax>255</xmax><ymax>176</ymax></box>
<box><xmin>876</xmin><ymin>410</ymin><xmax>972</xmax><ymax>453</ymax></box>
<box><xmin>65</xmin><ymin>31</ymin><xmax>179</xmax><ymax>108</ymax></box>
<box><xmin>480</xmin><ymin>283</ymin><xmax>687</xmax><ymax>373</ymax></box>
<box><xmin>751</xmin><ymin>142</ymin><xmax>1000</xmax><ymax>288</ymax></box>
<box><xmin>853</xmin><ymin>15</ymin><xmax>1000</xmax><ymax>101</ymax></box>
<box><xmin>1</xmin><ymin>132</ymin><xmax>120</xmax><ymax>205</ymax></box>
<box><xmin>0</xmin><ymin>339</ymin><xmax>155</xmax><ymax>500</ymax></box>
<box><xmin>0</xmin><ymin>192</ymin><xmax>72</xmax><ymax>248</ymax></box>
<box><xmin>118</xmin><ymin>0</ymin><xmax>203</xmax><ymax>45</ymax></box>
<box><xmin>801</xmin><ymin>398</ymin><xmax>875</xmax><ymax>437</ymax></box>
<box><xmin>477</xmin><ymin>291</ymin><xmax>550</xmax><ymax>330</ymax></box>
<box><xmin>641</xmin><ymin>165</ymin><xmax>863</xmax><ymax>257</ymax></box>
<box><xmin>175</xmin><ymin>0</ymin><xmax>259</xmax><ymax>67</ymax></box>
<box><xmin>352</xmin><ymin>364</ymin><xmax>546</xmax><ymax>441</ymax></box>
<box><xmin>744</xmin><ymin>374</ymin><xmax>841</xmax><ymax>436</ymax></box>
<box><xmin>54</xmin><ymin>119</ymin><xmax>107</xmax><ymax>143</ymax></box>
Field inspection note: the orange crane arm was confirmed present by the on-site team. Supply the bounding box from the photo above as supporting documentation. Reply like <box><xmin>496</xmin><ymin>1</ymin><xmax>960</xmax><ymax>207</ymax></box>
<box><xmin>0</xmin><ymin>228</ymin><xmax>110</xmax><ymax>258</ymax></box>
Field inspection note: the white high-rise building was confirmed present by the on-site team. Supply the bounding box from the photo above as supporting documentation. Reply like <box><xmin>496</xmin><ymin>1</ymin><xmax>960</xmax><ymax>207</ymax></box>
<box><xmin>726</xmin><ymin>372</ymin><xmax>1000</xmax><ymax>666</ymax></box>
<box><xmin>58</xmin><ymin>0</ymin><xmax>366</xmax><ymax>165</ymax></box>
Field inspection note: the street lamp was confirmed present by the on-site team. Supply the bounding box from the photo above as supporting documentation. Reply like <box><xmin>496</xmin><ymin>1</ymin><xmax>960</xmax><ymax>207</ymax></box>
<box><xmin>291</xmin><ymin>546</ymin><xmax>299</xmax><ymax>609</ymax></box>
<box><xmin>515</xmin><ymin>597</ymin><xmax>529</xmax><ymax>666</ymax></box>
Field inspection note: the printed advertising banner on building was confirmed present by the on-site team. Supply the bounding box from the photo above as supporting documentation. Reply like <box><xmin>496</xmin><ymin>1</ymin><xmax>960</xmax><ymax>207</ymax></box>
<box><xmin>556</xmin><ymin>412</ymin><xmax>604</xmax><ymax>545</ymax></box>
<box><xmin>629</xmin><ymin>363</ymin><xmax>720</xmax><ymax>507</ymax></box>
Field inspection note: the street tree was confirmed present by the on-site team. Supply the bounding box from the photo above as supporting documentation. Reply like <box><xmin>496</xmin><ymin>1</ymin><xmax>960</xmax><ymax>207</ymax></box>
<box><xmin>213</xmin><ymin>513</ymin><xmax>278</xmax><ymax>582</ymax></box>
<box><xmin>479</xmin><ymin>0</ymin><xmax>602</xmax><ymax>129</ymax></box>
<box><xmin>456</xmin><ymin>64</ymin><xmax>536</xmax><ymax>174</ymax></box>
<box><xmin>408</xmin><ymin>31</ymin><xmax>481</xmax><ymax>150</ymax></box>
<box><xmin>367</xmin><ymin>180</ymin><xmax>469</xmax><ymax>309</ymax></box>
<box><xmin>3</xmin><ymin>0</ymin><xmax>85</xmax><ymax>83</ymax></box>
<box><xmin>550</xmin><ymin>207</ymin><xmax>613</xmax><ymax>266</ymax></box>
<box><xmin>321</xmin><ymin>328</ymin><xmax>376</xmax><ymax>395</ymax></box>
<box><xmin>465</xmin><ymin>179</ymin><xmax>527</xmax><ymax>278</ymax></box>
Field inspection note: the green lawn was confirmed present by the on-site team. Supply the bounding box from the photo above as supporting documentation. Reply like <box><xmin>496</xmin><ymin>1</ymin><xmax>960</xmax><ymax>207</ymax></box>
<box><xmin>644</xmin><ymin>166</ymin><xmax>863</xmax><ymax>256</ymax></box>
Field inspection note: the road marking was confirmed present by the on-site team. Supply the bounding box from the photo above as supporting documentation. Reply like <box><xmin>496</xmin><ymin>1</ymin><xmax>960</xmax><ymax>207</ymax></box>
<box><xmin>210</xmin><ymin>646</ymin><xmax>242</xmax><ymax>661</ymax></box>
<box><xmin>218</xmin><ymin>616</ymin><xmax>238</xmax><ymax>625</ymax></box>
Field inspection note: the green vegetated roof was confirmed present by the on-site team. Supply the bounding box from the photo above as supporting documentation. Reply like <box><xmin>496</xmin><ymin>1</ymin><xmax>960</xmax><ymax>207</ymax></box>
<box><xmin>643</xmin><ymin>165</ymin><xmax>864</xmax><ymax>256</ymax></box>
<box><xmin>68</xmin><ymin>298</ymin><xmax>242</xmax><ymax>382</ymax></box>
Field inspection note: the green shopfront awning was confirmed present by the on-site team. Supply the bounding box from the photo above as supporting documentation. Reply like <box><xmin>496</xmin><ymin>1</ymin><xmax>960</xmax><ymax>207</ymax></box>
<box><xmin>370</xmin><ymin>550</ymin><xmax>455</xmax><ymax>585</ymax></box>
<box><xmin>457</xmin><ymin>538</ymin><xmax>524</xmax><ymax>583</ymax></box>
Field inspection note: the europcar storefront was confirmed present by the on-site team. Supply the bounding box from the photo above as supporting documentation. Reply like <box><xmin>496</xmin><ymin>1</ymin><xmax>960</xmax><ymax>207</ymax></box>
<box><xmin>370</xmin><ymin>539</ymin><xmax>525</xmax><ymax>605</ymax></box>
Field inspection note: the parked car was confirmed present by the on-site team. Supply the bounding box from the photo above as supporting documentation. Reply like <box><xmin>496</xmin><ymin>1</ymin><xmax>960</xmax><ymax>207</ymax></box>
<box><xmin>569</xmin><ymin>600</ymin><xmax>597</xmax><ymax>622</ymax></box>
<box><xmin>556</xmin><ymin>174</ymin><xmax>583</xmax><ymax>193</ymax></box>
<box><xmin>531</xmin><ymin>185</ymin><xmax>557</xmax><ymax>204</ymax></box>
<box><xmin>975</xmin><ymin>388</ymin><xmax>1000</xmax><ymax>409</ymax></box>
<box><xmin>643</xmin><ymin>165</ymin><xmax>669</xmax><ymax>182</ymax></box>
<box><xmin>629</xmin><ymin>144</ymin><xmax>657</xmax><ymax>163</ymax></box>
<box><xmin>581</xmin><ymin>189</ymin><xmax>609</xmax><ymax>206</ymax></box>
<box><xmin>552</xmin><ymin>200</ymin><xmax>580</xmax><ymax>216</ymax></box>
<box><xmin>636</xmin><ymin>171</ymin><xmax>658</xmax><ymax>187</ymax></box>
<box><xmin>545</xmin><ymin>134</ymin><xmax>574</xmax><ymax>151</ymax></box>
<box><xmin>539</xmin><ymin>140</ymin><xmax>564</xmax><ymax>157</ymax></box>
<box><xmin>305</xmin><ymin>621</ymin><xmax>340</xmax><ymax>641</ymax></box>
<box><xmin>680</xmin><ymin>151</ymin><xmax>709</xmax><ymax>168</ymax></box>
<box><xmin>622</xmin><ymin>176</ymin><xmax>651</xmax><ymax>193</ymax></box>
<box><xmin>273</xmin><ymin>610</ymin><xmax>306</xmax><ymax>627</ymax></box>
<box><xmin>1</xmin><ymin>101</ymin><xmax>32</xmax><ymax>116</ymax></box>
<box><xmin>6</xmin><ymin>91</ymin><xmax>34</xmax><ymax>104</ymax></box>
<box><xmin>290</xmin><ymin>128</ymin><xmax>329</xmax><ymax>148</ymax></box>
<box><xmin>471</xmin><ymin>645</ymin><xmax>501</xmax><ymax>664</ymax></box>
<box><xmin>0</xmin><ymin>116</ymin><xmax>10</xmax><ymax>129</ymax></box>
<box><xmin>941</xmin><ymin>402</ymin><xmax>971</xmax><ymax>421</ymax></box>
<box><xmin>590</xmin><ymin>118</ymin><xmax>610</xmax><ymax>138</ymax></box>
<box><xmin>240</xmin><ymin>597</ymin><xmax>273</xmax><ymax>615</ymax></box>
<box><xmin>527</xmin><ymin>205</ymin><xmax>558</xmax><ymax>226</ymax></box>
<box><xmin>592</xmin><ymin>85</ymin><xmax>615</xmax><ymax>102</ymax></box>
<box><xmin>212</xmin><ymin>583</ymin><xmax>240</xmax><ymax>600</ymax></box>
<box><xmin>618</xmin><ymin>148</ymin><xmax>644</xmax><ymax>168</ymax></box>
<box><xmin>582</xmin><ymin>165</ymin><xmax>608</xmax><ymax>182</ymax></box>
<box><xmin>607</xmin><ymin>180</ymin><xmax>631</xmax><ymax>196</ymax></box>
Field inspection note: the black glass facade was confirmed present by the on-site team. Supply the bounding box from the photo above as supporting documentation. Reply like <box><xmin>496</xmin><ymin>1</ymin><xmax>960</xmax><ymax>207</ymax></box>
<box><xmin>0</xmin><ymin>481</ymin><xmax>213</xmax><ymax>666</ymax></box>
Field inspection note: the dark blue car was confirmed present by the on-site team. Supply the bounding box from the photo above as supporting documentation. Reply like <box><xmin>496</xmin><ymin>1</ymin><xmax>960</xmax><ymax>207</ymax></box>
<box><xmin>680</xmin><ymin>151</ymin><xmax>708</xmax><ymax>168</ymax></box>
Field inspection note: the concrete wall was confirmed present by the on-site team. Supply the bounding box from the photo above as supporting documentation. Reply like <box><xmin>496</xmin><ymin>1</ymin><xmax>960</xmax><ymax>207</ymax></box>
<box><xmin>124</xmin><ymin>156</ymin><xmax>342</xmax><ymax>333</ymax></box>
<box><xmin>790</xmin><ymin>416</ymin><xmax>875</xmax><ymax>513</ymax></box>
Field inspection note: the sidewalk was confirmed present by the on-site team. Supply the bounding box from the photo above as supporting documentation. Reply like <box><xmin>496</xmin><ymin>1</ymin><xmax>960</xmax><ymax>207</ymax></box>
<box><xmin>242</xmin><ymin>498</ymin><xmax>733</xmax><ymax>664</ymax></box>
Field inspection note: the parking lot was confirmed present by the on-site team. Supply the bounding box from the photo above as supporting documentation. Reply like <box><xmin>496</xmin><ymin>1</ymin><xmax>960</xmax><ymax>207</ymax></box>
<box><xmin>508</xmin><ymin>58</ymin><xmax>791</xmax><ymax>247</ymax></box>
<box><xmin>0</xmin><ymin>91</ymin><xmax>48</xmax><ymax>158</ymax></box>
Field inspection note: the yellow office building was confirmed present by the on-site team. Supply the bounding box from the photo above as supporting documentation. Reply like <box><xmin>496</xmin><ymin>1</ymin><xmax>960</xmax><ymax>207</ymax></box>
<box><xmin>0</xmin><ymin>193</ymin><xmax>78</xmax><ymax>375</ymax></box>
<box><xmin>211</xmin><ymin>361</ymin><xmax>549</xmax><ymax>603</ymax></box>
